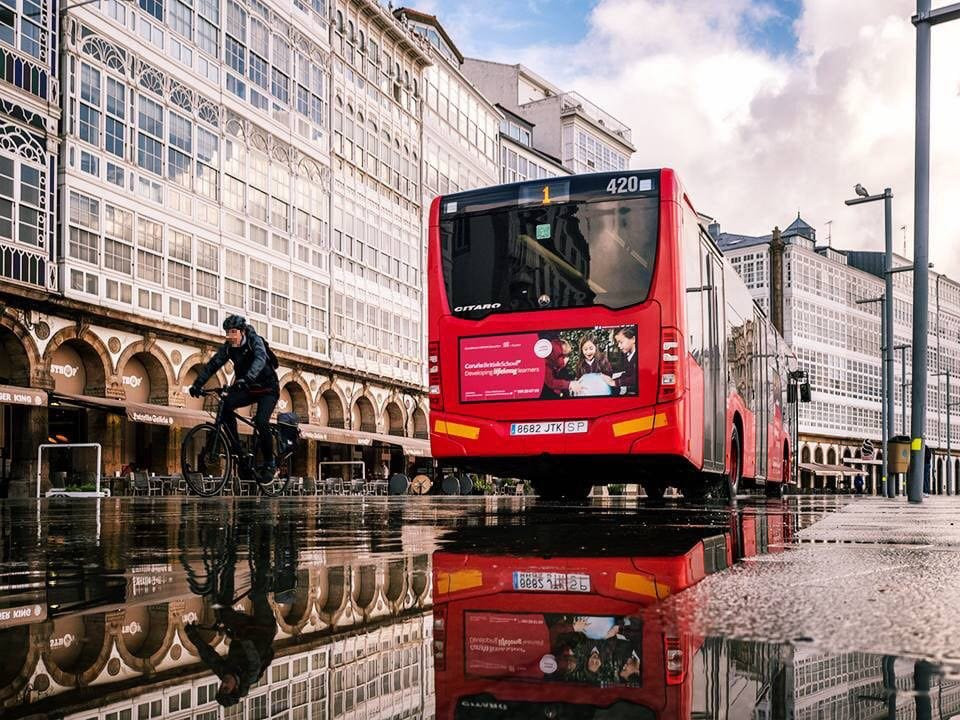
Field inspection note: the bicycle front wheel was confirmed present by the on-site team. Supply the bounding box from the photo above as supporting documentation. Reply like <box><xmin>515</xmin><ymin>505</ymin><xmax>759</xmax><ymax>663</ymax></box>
<box><xmin>181</xmin><ymin>423</ymin><xmax>233</xmax><ymax>496</ymax></box>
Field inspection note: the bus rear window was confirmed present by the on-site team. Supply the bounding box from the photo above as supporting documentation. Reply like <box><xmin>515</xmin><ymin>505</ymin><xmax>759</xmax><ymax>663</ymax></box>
<box><xmin>440</xmin><ymin>197</ymin><xmax>659</xmax><ymax>319</ymax></box>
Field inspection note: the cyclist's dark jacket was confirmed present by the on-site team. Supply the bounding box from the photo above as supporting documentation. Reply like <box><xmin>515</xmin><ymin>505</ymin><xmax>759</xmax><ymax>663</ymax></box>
<box><xmin>195</xmin><ymin>327</ymin><xmax>278</xmax><ymax>392</ymax></box>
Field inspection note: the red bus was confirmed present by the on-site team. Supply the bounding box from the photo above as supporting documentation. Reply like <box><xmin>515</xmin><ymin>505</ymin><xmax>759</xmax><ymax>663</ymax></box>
<box><xmin>427</xmin><ymin>169</ymin><xmax>798</xmax><ymax>500</ymax></box>
<box><xmin>432</xmin><ymin>504</ymin><xmax>796</xmax><ymax>719</ymax></box>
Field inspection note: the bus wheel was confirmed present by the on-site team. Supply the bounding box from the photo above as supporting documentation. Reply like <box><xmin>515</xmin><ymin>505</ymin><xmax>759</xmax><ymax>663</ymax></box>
<box><xmin>642</xmin><ymin>482</ymin><xmax>666</xmax><ymax>501</ymax></box>
<box><xmin>764</xmin><ymin>480</ymin><xmax>785</xmax><ymax>498</ymax></box>
<box><xmin>533</xmin><ymin>478</ymin><xmax>590</xmax><ymax>501</ymax></box>
<box><xmin>725</xmin><ymin>426</ymin><xmax>742</xmax><ymax>502</ymax></box>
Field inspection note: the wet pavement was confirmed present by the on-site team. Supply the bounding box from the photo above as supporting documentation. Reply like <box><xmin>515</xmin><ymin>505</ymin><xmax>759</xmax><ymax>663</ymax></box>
<box><xmin>0</xmin><ymin>494</ymin><xmax>958</xmax><ymax>718</ymax></box>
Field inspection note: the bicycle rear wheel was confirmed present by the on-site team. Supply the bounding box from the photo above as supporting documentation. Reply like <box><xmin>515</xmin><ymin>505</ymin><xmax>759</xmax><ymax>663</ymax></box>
<box><xmin>181</xmin><ymin>423</ymin><xmax>233</xmax><ymax>496</ymax></box>
<box><xmin>258</xmin><ymin>452</ymin><xmax>292</xmax><ymax>497</ymax></box>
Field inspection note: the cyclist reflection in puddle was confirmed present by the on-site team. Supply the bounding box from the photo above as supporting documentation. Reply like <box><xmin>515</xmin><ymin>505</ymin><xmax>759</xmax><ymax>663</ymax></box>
<box><xmin>184</xmin><ymin>518</ymin><xmax>297</xmax><ymax>707</ymax></box>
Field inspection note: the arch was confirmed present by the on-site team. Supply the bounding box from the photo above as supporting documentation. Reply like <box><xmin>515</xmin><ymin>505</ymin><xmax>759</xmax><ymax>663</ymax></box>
<box><xmin>319</xmin><ymin>566</ymin><xmax>347</xmax><ymax>622</ymax></box>
<box><xmin>814</xmin><ymin>446</ymin><xmax>824</xmax><ymax>464</ymax></box>
<box><xmin>383</xmin><ymin>401</ymin><xmax>404</xmax><ymax>436</ymax></box>
<box><xmin>44</xmin><ymin>613</ymin><xmax>111</xmax><ymax>686</ymax></box>
<box><xmin>43</xmin><ymin>327</ymin><xmax>113</xmax><ymax>396</ymax></box>
<box><xmin>0</xmin><ymin>626</ymin><xmax>34</xmax><ymax>703</ymax></box>
<box><xmin>114</xmin><ymin>604</ymin><xmax>173</xmax><ymax>671</ymax></box>
<box><xmin>278</xmin><ymin>373</ymin><xmax>311</xmax><ymax>420</ymax></box>
<box><xmin>842</xmin><ymin>447</ymin><xmax>852</xmax><ymax>459</ymax></box>
<box><xmin>801</xmin><ymin>445</ymin><xmax>811</xmax><ymax>463</ymax></box>
<box><xmin>320</xmin><ymin>388</ymin><xmax>345</xmax><ymax>429</ymax></box>
<box><xmin>272</xmin><ymin>569</ymin><xmax>312</xmax><ymax>634</ymax></box>
<box><xmin>410</xmin><ymin>555</ymin><xmax>429</xmax><ymax>604</ymax></box>
<box><xmin>353</xmin><ymin>395</ymin><xmax>376</xmax><ymax>433</ymax></box>
<box><xmin>827</xmin><ymin>447</ymin><xmax>837</xmax><ymax>465</ymax></box>
<box><xmin>175</xmin><ymin>351</ymin><xmax>229</xmax><ymax>387</ymax></box>
<box><xmin>0</xmin><ymin>312</ymin><xmax>40</xmax><ymax>385</ymax></box>
<box><xmin>412</xmin><ymin>407</ymin><xmax>427</xmax><ymax>440</ymax></box>
<box><xmin>116</xmin><ymin>344</ymin><xmax>175</xmax><ymax>404</ymax></box>
<box><xmin>354</xmin><ymin>564</ymin><xmax>377</xmax><ymax>611</ymax></box>
<box><xmin>385</xmin><ymin>559</ymin><xmax>406</xmax><ymax>604</ymax></box>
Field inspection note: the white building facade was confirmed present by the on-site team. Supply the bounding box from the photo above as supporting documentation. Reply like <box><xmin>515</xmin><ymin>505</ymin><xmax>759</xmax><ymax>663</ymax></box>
<box><xmin>460</xmin><ymin>59</ymin><xmax>634</xmax><ymax>176</ymax></box>
<box><xmin>719</xmin><ymin>217</ymin><xmax>960</xmax><ymax>494</ymax></box>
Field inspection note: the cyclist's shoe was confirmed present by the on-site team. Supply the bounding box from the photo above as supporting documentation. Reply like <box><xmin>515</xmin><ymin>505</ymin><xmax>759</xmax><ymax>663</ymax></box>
<box><xmin>258</xmin><ymin>460</ymin><xmax>276</xmax><ymax>481</ymax></box>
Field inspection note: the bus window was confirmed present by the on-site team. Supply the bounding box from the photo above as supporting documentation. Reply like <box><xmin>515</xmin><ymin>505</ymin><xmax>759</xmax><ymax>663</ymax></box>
<box><xmin>682</xmin><ymin>209</ymin><xmax>704</xmax><ymax>364</ymax></box>
<box><xmin>440</xmin><ymin>197</ymin><xmax>659</xmax><ymax>319</ymax></box>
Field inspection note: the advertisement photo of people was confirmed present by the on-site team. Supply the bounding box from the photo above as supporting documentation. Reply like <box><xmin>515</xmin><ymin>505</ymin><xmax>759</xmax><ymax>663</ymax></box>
<box><xmin>464</xmin><ymin>611</ymin><xmax>644</xmax><ymax>687</ymax></box>
<box><xmin>459</xmin><ymin>325</ymin><xmax>639</xmax><ymax>403</ymax></box>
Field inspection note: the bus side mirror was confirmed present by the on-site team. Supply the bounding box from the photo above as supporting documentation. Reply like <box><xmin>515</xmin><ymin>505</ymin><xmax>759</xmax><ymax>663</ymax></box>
<box><xmin>800</xmin><ymin>381</ymin><xmax>811</xmax><ymax>403</ymax></box>
<box><xmin>787</xmin><ymin>384</ymin><xmax>797</xmax><ymax>403</ymax></box>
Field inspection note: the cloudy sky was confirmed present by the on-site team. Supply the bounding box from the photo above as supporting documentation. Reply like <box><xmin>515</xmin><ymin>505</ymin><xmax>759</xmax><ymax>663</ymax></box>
<box><xmin>412</xmin><ymin>0</ymin><xmax>960</xmax><ymax>277</ymax></box>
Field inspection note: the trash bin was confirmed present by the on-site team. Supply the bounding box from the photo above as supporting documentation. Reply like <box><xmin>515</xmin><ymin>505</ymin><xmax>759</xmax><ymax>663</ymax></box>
<box><xmin>888</xmin><ymin>436</ymin><xmax>911</xmax><ymax>474</ymax></box>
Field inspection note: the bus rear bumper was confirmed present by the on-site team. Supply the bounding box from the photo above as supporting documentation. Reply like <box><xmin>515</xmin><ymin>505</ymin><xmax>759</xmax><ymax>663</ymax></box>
<box><xmin>430</xmin><ymin>399</ymin><xmax>690</xmax><ymax>460</ymax></box>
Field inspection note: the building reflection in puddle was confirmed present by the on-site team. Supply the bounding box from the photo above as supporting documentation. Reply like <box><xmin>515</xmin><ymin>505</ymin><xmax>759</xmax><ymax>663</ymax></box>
<box><xmin>0</xmin><ymin>498</ymin><xmax>958</xmax><ymax>719</ymax></box>
<box><xmin>0</xmin><ymin>500</ymin><xmax>435</xmax><ymax>720</ymax></box>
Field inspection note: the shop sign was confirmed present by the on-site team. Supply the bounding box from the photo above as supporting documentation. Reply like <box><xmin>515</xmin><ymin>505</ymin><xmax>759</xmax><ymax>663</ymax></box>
<box><xmin>0</xmin><ymin>386</ymin><xmax>45</xmax><ymax>406</ymax></box>
<box><xmin>122</xmin><ymin>374</ymin><xmax>144</xmax><ymax>389</ymax></box>
<box><xmin>51</xmin><ymin>364</ymin><xmax>79</xmax><ymax>378</ymax></box>
<box><xmin>128</xmin><ymin>409</ymin><xmax>174</xmax><ymax>426</ymax></box>
<box><xmin>0</xmin><ymin>603</ymin><xmax>46</xmax><ymax>629</ymax></box>
<box><xmin>50</xmin><ymin>633</ymin><xmax>75</xmax><ymax>650</ymax></box>
<box><xmin>122</xmin><ymin>621</ymin><xmax>143</xmax><ymax>636</ymax></box>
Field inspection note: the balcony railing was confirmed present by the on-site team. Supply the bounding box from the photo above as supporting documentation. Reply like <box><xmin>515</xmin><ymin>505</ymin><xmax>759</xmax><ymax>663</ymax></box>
<box><xmin>559</xmin><ymin>92</ymin><xmax>632</xmax><ymax>144</ymax></box>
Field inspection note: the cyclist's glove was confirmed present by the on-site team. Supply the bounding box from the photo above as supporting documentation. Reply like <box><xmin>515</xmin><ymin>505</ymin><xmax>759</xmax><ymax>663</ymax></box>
<box><xmin>188</xmin><ymin>383</ymin><xmax>203</xmax><ymax>398</ymax></box>
<box><xmin>233</xmin><ymin>378</ymin><xmax>249</xmax><ymax>392</ymax></box>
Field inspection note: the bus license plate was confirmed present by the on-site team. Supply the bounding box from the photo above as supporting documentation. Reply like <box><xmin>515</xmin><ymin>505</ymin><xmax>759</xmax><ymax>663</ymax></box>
<box><xmin>512</xmin><ymin>572</ymin><xmax>591</xmax><ymax>592</ymax></box>
<box><xmin>509</xmin><ymin>421</ymin><xmax>588</xmax><ymax>436</ymax></box>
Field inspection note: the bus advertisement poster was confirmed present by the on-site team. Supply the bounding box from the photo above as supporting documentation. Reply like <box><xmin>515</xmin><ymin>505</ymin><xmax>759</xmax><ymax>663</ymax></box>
<box><xmin>464</xmin><ymin>611</ymin><xmax>642</xmax><ymax>686</ymax></box>
<box><xmin>459</xmin><ymin>325</ymin><xmax>638</xmax><ymax>402</ymax></box>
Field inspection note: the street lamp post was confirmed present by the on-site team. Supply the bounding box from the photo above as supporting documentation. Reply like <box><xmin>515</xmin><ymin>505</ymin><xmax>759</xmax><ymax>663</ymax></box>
<box><xmin>910</xmin><ymin>0</ymin><xmax>960</xmax><ymax>502</ymax></box>
<box><xmin>856</xmin><ymin>295</ymin><xmax>889</xmax><ymax>496</ymax></box>
<box><xmin>847</xmin><ymin>186</ymin><xmax>894</xmax><ymax>498</ymax></box>
<box><xmin>895</xmin><ymin>344</ymin><xmax>910</xmax><ymax>436</ymax></box>
<box><xmin>934</xmin><ymin>370</ymin><xmax>951</xmax><ymax>496</ymax></box>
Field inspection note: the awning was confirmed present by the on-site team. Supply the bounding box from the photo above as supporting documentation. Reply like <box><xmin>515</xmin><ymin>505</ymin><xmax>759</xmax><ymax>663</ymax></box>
<box><xmin>800</xmin><ymin>462</ymin><xmax>866</xmax><ymax>477</ymax></box>
<box><xmin>48</xmin><ymin>392</ymin><xmax>252</xmax><ymax>432</ymax></box>
<box><xmin>0</xmin><ymin>384</ymin><xmax>46</xmax><ymax>407</ymax></box>
<box><xmin>843</xmin><ymin>457</ymin><xmax>883</xmax><ymax>466</ymax></box>
<box><xmin>299</xmin><ymin>424</ymin><xmax>431</xmax><ymax>456</ymax></box>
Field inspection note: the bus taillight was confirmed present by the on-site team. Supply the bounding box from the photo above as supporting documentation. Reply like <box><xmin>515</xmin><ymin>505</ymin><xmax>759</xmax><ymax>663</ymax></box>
<box><xmin>429</xmin><ymin>341</ymin><xmax>443</xmax><ymax>411</ymax></box>
<box><xmin>664</xmin><ymin>634</ymin><xmax>685</xmax><ymax>685</ymax></box>
<box><xmin>658</xmin><ymin>327</ymin><xmax>683</xmax><ymax>402</ymax></box>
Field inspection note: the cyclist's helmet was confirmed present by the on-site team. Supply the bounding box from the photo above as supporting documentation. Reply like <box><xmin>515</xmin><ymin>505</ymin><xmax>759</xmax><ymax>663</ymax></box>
<box><xmin>222</xmin><ymin>314</ymin><xmax>247</xmax><ymax>331</ymax></box>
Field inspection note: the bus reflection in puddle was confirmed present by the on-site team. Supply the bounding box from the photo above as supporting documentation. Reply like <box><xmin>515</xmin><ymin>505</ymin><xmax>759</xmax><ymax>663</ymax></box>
<box><xmin>432</xmin><ymin>503</ymin><xmax>794</xmax><ymax>719</ymax></box>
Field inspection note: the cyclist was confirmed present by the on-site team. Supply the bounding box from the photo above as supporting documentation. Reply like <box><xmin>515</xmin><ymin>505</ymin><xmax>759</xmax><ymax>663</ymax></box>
<box><xmin>188</xmin><ymin>315</ymin><xmax>280</xmax><ymax>479</ymax></box>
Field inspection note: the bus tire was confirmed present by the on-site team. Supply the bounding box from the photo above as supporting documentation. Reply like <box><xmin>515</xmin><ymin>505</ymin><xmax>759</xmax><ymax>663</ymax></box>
<box><xmin>532</xmin><ymin>477</ymin><xmax>590</xmax><ymax>501</ymax></box>
<box><xmin>642</xmin><ymin>482</ymin><xmax>666</xmax><ymax>501</ymax></box>
<box><xmin>725</xmin><ymin>425</ymin><xmax>742</xmax><ymax>503</ymax></box>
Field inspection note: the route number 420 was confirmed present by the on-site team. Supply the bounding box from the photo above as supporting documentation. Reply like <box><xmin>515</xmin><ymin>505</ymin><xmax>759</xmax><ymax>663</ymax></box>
<box><xmin>606</xmin><ymin>176</ymin><xmax>647</xmax><ymax>194</ymax></box>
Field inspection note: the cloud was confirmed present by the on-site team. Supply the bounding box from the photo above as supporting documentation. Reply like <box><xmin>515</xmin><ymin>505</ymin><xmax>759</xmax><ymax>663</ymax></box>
<box><xmin>471</xmin><ymin>0</ymin><xmax>960</xmax><ymax>277</ymax></box>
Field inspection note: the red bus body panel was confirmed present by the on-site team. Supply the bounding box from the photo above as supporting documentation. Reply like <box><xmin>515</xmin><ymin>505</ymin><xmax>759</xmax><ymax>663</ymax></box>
<box><xmin>428</xmin><ymin>169</ymin><xmax>793</xmax><ymax>488</ymax></box>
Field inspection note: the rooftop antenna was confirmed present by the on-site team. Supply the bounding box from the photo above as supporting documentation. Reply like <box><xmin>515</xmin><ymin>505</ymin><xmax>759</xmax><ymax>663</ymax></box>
<box><xmin>825</xmin><ymin>220</ymin><xmax>833</xmax><ymax>248</ymax></box>
<box><xmin>900</xmin><ymin>225</ymin><xmax>908</xmax><ymax>257</ymax></box>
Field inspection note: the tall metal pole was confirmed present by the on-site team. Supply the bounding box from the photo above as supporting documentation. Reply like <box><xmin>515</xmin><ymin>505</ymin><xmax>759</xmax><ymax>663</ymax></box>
<box><xmin>948</xmin><ymin>370</ymin><xmax>952</xmax><ymax>495</ymax></box>
<box><xmin>901</xmin><ymin>345</ymin><xmax>908</xmax><ymax>437</ymax></box>
<box><xmin>937</xmin><ymin>275</ymin><xmax>944</xmax><ymax>492</ymax></box>
<box><xmin>909</xmin><ymin>0</ymin><xmax>932</xmax><ymax>503</ymax></box>
<box><xmin>884</xmin><ymin>189</ymin><xmax>895</xmax><ymax>498</ymax></box>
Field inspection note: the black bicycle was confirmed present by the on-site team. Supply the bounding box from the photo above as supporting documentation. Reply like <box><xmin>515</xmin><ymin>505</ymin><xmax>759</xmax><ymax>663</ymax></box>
<box><xmin>180</xmin><ymin>387</ymin><xmax>300</xmax><ymax>497</ymax></box>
